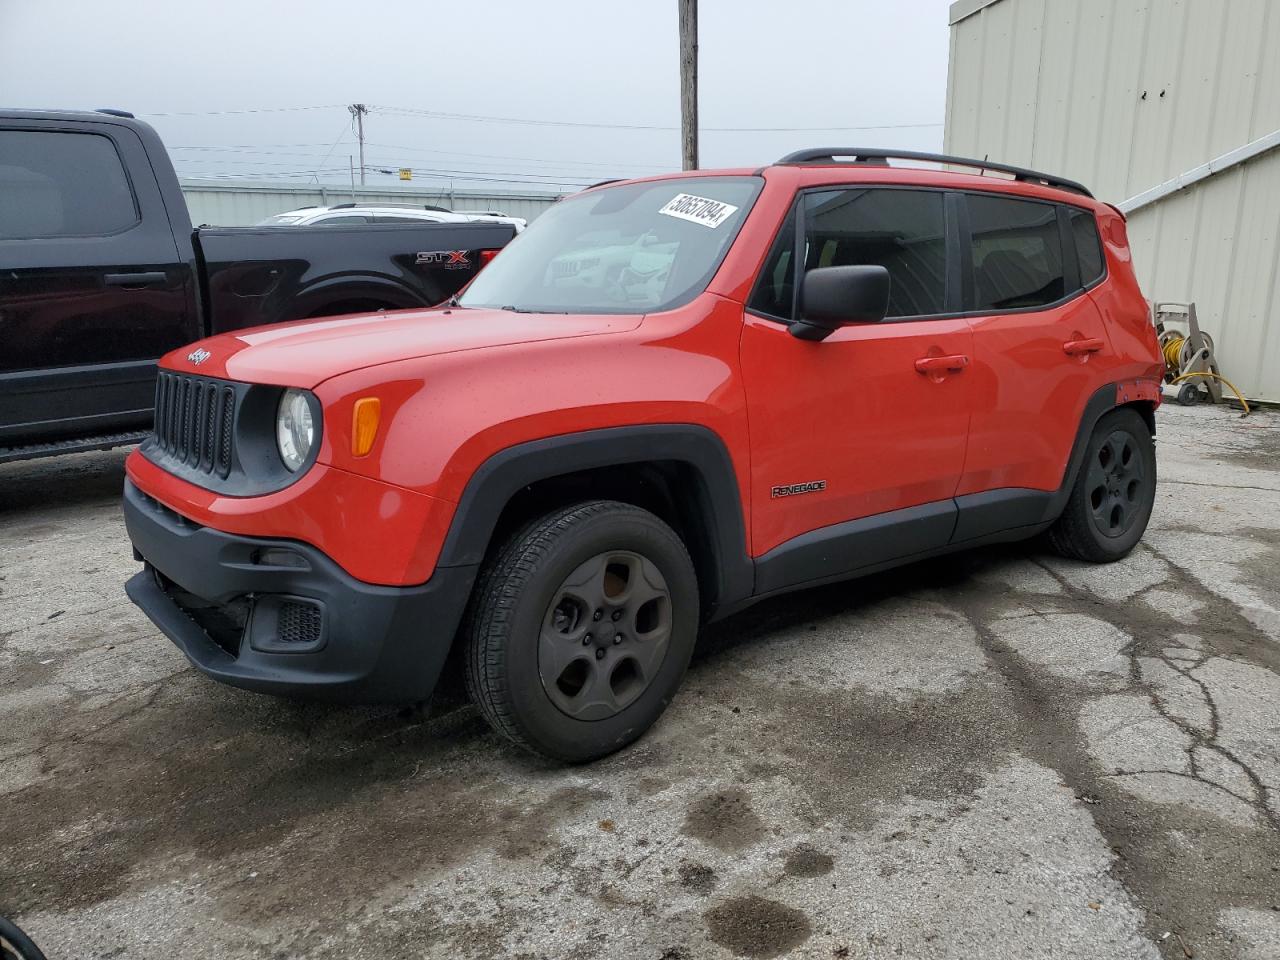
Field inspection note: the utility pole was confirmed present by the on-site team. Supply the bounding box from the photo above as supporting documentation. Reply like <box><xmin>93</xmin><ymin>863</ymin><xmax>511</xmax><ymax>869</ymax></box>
<box><xmin>678</xmin><ymin>0</ymin><xmax>698</xmax><ymax>170</ymax></box>
<box><xmin>349</xmin><ymin>103</ymin><xmax>368</xmax><ymax>186</ymax></box>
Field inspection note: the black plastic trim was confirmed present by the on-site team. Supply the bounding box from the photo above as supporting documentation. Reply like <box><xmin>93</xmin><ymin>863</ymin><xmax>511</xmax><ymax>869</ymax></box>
<box><xmin>123</xmin><ymin>478</ymin><xmax>475</xmax><ymax>703</ymax></box>
<box><xmin>435</xmin><ymin>424</ymin><xmax>754</xmax><ymax>617</ymax></box>
<box><xmin>1057</xmin><ymin>204</ymin><xmax>1081</xmax><ymax>294</ymax></box>
<box><xmin>754</xmin><ymin>499</ymin><xmax>957</xmax><ymax>595</ymax></box>
<box><xmin>951</xmin><ymin>488</ymin><xmax>1054</xmax><ymax>543</ymax></box>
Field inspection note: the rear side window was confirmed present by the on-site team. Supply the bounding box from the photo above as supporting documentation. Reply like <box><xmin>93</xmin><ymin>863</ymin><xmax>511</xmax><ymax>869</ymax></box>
<box><xmin>967</xmin><ymin>194</ymin><xmax>1064</xmax><ymax>311</ymax></box>
<box><xmin>0</xmin><ymin>129</ymin><xmax>138</xmax><ymax>239</ymax></box>
<box><xmin>1069</xmin><ymin>207</ymin><xmax>1105</xmax><ymax>286</ymax></box>
<box><xmin>803</xmin><ymin>189</ymin><xmax>947</xmax><ymax>318</ymax></box>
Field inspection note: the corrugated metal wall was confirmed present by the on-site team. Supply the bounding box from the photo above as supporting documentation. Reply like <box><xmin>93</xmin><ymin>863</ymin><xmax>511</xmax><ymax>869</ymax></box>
<box><xmin>180</xmin><ymin>180</ymin><xmax>563</xmax><ymax>229</ymax></box>
<box><xmin>945</xmin><ymin>0</ymin><xmax>1280</xmax><ymax>400</ymax></box>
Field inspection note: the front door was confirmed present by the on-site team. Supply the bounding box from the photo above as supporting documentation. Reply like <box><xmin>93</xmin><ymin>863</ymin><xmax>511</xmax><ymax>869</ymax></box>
<box><xmin>0</xmin><ymin>122</ymin><xmax>196</xmax><ymax>445</ymax></box>
<box><xmin>740</xmin><ymin>186</ymin><xmax>973</xmax><ymax>590</ymax></box>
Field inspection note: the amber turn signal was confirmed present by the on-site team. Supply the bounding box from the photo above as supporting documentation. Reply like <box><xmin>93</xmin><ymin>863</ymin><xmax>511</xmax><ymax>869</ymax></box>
<box><xmin>351</xmin><ymin>397</ymin><xmax>381</xmax><ymax>457</ymax></box>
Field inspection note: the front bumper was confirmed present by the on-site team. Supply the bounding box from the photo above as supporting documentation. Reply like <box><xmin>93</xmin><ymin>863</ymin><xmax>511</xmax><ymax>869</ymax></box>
<box><xmin>123</xmin><ymin>477</ymin><xmax>477</xmax><ymax>703</ymax></box>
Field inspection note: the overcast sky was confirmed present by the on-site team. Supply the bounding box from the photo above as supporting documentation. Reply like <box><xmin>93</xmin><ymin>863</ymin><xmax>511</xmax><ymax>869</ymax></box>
<box><xmin>0</xmin><ymin>0</ymin><xmax>954</xmax><ymax>193</ymax></box>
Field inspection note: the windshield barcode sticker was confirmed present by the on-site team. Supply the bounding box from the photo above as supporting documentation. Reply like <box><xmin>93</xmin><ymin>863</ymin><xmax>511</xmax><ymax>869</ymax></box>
<box><xmin>658</xmin><ymin>193</ymin><xmax>740</xmax><ymax>228</ymax></box>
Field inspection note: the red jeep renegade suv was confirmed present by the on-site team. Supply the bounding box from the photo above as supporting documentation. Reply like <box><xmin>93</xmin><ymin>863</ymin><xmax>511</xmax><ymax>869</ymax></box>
<box><xmin>123</xmin><ymin>149</ymin><xmax>1164</xmax><ymax>762</ymax></box>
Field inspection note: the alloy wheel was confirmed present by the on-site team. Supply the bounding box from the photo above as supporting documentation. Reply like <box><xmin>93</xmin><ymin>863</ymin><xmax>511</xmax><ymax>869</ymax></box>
<box><xmin>1086</xmin><ymin>429</ymin><xmax>1146</xmax><ymax>538</ymax></box>
<box><xmin>538</xmin><ymin>551</ymin><xmax>673</xmax><ymax>721</ymax></box>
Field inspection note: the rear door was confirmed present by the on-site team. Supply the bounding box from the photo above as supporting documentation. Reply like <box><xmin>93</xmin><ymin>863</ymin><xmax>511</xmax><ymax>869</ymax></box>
<box><xmin>0</xmin><ymin>121</ymin><xmax>196</xmax><ymax>444</ymax></box>
<box><xmin>740</xmin><ymin>186</ymin><xmax>975</xmax><ymax>588</ymax></box>
<box><xmin>956</xmin><ymin>193</ymin><xmax>1112</xmax><ymax>521</ymax></box>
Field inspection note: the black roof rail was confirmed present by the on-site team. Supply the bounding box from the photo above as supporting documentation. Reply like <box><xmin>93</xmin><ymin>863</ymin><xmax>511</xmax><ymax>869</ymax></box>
<box><xmin>95</xmin><ymin>108</ymin><xmax>135</xmax><ymax>119</ymax></box>
<box><xmin>774</xmin><ymin>147</ymin><xmax>1093</xmax><ymax>198</ymax></box>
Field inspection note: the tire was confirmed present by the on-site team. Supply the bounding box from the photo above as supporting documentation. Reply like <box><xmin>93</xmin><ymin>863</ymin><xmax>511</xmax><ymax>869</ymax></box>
<box><xmin>1047</xmin><ymin>407</ymin><xmax>1156</xmax><ymax>563</ymax></box>
<box><xmin>464</xmin><ymin>500</ymin><xmax>699</xmax><ymax>763</ymax></box>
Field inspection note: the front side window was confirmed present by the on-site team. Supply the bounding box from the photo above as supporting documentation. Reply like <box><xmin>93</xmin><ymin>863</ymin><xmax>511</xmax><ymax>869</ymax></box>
<box><xmin>459</xmin><ymin>176</ymin><xmax>762</xmax><ymax>314</ymax></box>
<box><xmin>968</xmin><ymin>194</ymin><xmax>1065</xmax><ymax>311</ymax></box>
<box><xmin>802</xmin><ymin>188</ymin><xmax>948</xmax><ymax>319</ymax></box>
<box><xmin>747</xmin><ymin>188</ymin><xmax>948</xmax><ymax>322</ymax></box>
<box><xmin>0</xmin><ymin>129</ymin><xmax>138</xmax><ymax>239</ymax></box>
<box><xmin>1069</xmin><ymin>207</ymin><xmax>1105</xmax><ymax>287</ymax></box>
<box><xmin>746</xmin><ymin>207</ymin><xmax>797</xmax><ymax>320</ymax></box>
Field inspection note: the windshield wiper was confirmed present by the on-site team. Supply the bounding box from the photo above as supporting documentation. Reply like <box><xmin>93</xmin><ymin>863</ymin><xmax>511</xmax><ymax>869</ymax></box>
<box><xmin>500</xmin><ymin>305</ymin><xmax>568</xmax><ymax>314</ymax></box>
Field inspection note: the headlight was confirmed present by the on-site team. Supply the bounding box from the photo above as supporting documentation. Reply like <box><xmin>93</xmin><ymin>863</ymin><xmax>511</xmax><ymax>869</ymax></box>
<box><xmin>276</xmin><ymin>388</ymin><xmax>316</xmax><ymax>472</ymax></box>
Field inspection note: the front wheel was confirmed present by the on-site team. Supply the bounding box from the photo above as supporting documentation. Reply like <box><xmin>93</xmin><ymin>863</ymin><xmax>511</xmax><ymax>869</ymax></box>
<box><xmin>464</xmin><ymin>500</ymin><xmax>699</xmax><ymax>762</ymax></box>
<box><xmin>1047</xmin><ymin>407</ymin><xmax>1157</xmax><ymax>563</ymax></box>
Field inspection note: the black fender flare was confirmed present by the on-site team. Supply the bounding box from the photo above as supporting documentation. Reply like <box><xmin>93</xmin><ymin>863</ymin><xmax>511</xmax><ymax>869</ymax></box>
<box><xmin>434</xmin><ymin>424</ymin><xmax>754</xmax><ymax>616</ymax></box>
<box><xmin>1044</xmin><ymin>379</ymin><xmax>1159</xmax><ymax>522</ymax></box>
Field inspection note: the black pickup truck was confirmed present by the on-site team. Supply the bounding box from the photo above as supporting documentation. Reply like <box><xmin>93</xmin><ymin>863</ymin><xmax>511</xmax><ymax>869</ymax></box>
<box><xmin>0</xmin><ymin>109</ymin><xmax>516</xmax><ymax>463</ymax></box>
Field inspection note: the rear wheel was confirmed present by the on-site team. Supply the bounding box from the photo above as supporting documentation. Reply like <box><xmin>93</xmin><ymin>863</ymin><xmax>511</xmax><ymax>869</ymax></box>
<box><xmin>464</xmin><ymin>500</ymin><xmax>698</xmax><ymax>762</ymax></box>
<box><xmin>1048</xmin><ymin>407</ymin><xmax>1156</xmax><ymax>563</ymax></box>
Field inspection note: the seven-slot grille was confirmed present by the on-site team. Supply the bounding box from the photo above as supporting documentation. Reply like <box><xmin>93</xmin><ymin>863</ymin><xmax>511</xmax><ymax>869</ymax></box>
<box><xmin>153</xmin><ymin>371</ymin><xmax>236</xmax><ymax>478</ymax></box>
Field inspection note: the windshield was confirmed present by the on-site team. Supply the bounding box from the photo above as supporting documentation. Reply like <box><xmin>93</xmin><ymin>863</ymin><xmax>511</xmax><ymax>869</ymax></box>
<box><xmin>459</xmin><ymin>176</ymin><xmax>762</xmax><ymax>314</ymax></box>
<box><xmin>257</xmin><ymin>214</ymin><xmax>304</xmax><ymax>225</ymax></box>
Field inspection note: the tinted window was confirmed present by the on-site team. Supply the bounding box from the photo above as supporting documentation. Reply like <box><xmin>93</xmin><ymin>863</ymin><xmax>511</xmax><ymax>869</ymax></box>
<box><xmin>314</xmin><ymin>215</ymin><xmax>370</xmax><ymax>225</ymax></box>
<box><xmin>968</xmin><ymin>195</ymin><xmax>1064</xmax><ymax>310</ymax></box>
<box><xmin>803</xmin><ymin>189</ymin><xmax>947</xmax><ymax>318</ymax></box>
<box><xmin>1069</xmin><ymin>207</ymin><xmax>1104</xmax><ymax>286</ymax></box>
<box><xmin>0</xmin><ymin>130</ymin><xmax>137</xmax><ymax>239</ymax></box>
<box><xmin>747</xmin><ymin>207</ymin><xmax>797</xmax><ymax>320</ymax></box>
<box><xmin>376</xmin><ymin>215</ymin><xmax>435</xmax><ymax>223</ymax></box>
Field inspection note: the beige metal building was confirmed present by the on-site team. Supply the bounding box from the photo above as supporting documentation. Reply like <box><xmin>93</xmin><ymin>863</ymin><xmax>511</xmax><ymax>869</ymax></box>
<box><xmin>180</xmin><ymin>180</ymin><xmax>563</xmax><ymax>229</ymax></box>
<box><xmin>945</xmin><ymin>0</ymin><xmax>1280</xmax><ymax>401</ymax></box>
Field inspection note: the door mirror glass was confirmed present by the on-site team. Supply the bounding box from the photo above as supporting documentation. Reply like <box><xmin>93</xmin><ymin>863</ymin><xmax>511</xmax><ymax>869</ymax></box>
<box><xmin>791</xmin><ymin>265</ymin><xmax>891</xmax><ymax>340</ymax></box>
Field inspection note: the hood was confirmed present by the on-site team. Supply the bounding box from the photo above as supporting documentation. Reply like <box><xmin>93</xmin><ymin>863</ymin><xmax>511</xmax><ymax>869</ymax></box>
<box><xmin>161</xmin><ymin>307</ymin><xmax>643</xmax><ymax>388</ymax></box>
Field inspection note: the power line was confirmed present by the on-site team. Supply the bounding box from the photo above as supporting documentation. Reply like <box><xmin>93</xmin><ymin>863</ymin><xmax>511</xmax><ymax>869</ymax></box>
<box><xmin>374</xmin><ymin>104</ymin><xmax>942</xmax><ymax>133</ymax></box>
<box><xmin>170</xmin><ymin>143</ymin><xmax>335</xmax><ymax>151</ymax></box>
<box><xmin>178</xmin><ymin>166</ymin><xmax>595</xmax><ymax>186</ymax></box>
<box><xmin>364</xmin><ymin>142</ymin><xmax>672</xmax><ymax>170</ymax></box>
<box><xmin>171</xmin><ymin>153</ymin><xmax>609</xmax><ymax>183</ymax></box>
<box><xmin>171</xmin><ymin>141</ymin><xmax>666</xmax><ymax>173</ymax></box>
<box><xmin>139</xmin><ymin>102</ymin><xmax>942</xmax><ymax>133</ymax></box>
<box><xmin>141</xmin><ymin>105</ymin><xmax>345</xmax><ymax>117</ymax></box>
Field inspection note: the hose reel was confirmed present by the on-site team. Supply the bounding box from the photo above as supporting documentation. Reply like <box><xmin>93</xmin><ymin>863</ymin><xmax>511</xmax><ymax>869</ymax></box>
<box><xmin>1152</xmin><ymin>301</ymin><xmax>1250</xmax><ymax>416</ymax></box>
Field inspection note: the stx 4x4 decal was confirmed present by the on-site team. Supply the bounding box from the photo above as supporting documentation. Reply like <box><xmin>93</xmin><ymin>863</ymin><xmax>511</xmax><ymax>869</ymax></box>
<box><xmin>416</xmin><ymin>250</ymin><xmax>471</xmax><ymax>269</ymax></box>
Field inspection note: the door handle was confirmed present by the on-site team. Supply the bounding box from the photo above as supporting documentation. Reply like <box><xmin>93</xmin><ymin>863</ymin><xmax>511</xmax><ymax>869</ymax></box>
<box><xmin>914</xmin><ymin>354</ymin><xmax>970</xmax><ymax>374</ymax></box>
<box><xmin>104</xmin><ymin>271</ymin><xmax>168</xmax><ymax>287</ymax></box>
<box><xmin>1063</xmin><ymin>337</ymin><xmax>1104</xmax><ymax>356</ymax></box>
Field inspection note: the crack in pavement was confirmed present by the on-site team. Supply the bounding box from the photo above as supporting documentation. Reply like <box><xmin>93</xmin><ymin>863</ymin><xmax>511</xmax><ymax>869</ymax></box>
<box><xmin>946</xmin><ymin>536</ymin><xmax>1280</xmax><ymax>958</ymax></box>
<box><xmin>1028</xmin><ymin>549</ymin><xmax>1278</xmax><ymax>829</ymax></box>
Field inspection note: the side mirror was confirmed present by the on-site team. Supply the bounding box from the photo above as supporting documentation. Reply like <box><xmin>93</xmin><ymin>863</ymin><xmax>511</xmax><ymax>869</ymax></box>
<box><xmin>790</xmin><ymin>265</ymin><xmax>891</xmax><ymax>341</ymax></box>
